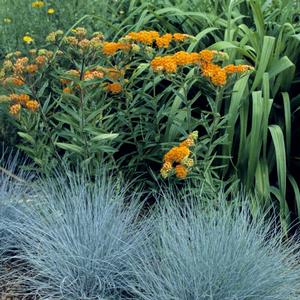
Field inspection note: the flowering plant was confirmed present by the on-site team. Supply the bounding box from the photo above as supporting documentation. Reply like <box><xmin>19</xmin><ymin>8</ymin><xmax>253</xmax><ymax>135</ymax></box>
<box><xmin>0</xmin><ymin>28</ymin><xmax>253</xmax><ymax>182</ymax></box>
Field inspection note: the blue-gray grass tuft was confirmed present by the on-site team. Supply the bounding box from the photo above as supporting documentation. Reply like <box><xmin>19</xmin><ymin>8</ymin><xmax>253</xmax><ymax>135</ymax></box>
<box><xmin>3</xmin><ymin>169</ymin><xmax>149</xmax><ymax>299</ymax></box>
<box><xmin>129</xmin><ymin>189</ymin><xmax>300</xmax><ymax>300</ymax></box>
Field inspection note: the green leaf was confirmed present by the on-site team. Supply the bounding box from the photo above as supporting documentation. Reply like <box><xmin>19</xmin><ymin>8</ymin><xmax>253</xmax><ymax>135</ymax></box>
<box><xmin>17</xmin><ymin>132</ymin><xmax>34</xmax><ymax>144</ymax></box>
<box><xmin>55</xmin><ymin>142</ymin><xmax>83</xmax><ymax>154</ymax></box>
<box><xmin>288</xmin><ymin>175</ymin><xmax>300</xmax><ymax>219</ymax></box>
<box><xmin>251</xmin><ymin>36</ymin><xmax>275</xmax><ymax>91</ymax></box>
<box><xmin>269</xmin><ymin>125</ymin><xmax>286</xmax><ymax>198</ymax></box>
<box><xmin>282</xmin><ymin>92</ymin><xmax>291</xmax><ymax>160</ymax></box>
<box><xmin>91</xmin><ymin>133</ymin><xmax>119</xmax><ymax>141</ymax></box>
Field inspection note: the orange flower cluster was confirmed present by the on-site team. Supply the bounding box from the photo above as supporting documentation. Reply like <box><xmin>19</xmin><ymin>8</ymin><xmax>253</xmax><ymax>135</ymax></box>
<box><xmin>223</xmin><ymin>64</ymin><xmax>254</xmax><ymax>74</ymax></box>
<box><xmin>35</xmin><ymin>55</ymin><xmax>47</xmax><ymax>66</ymax></box>
<box><xmin>105</xmin><ymin>82</ymin><xmax>122</xmax><ymax>94</ymax></box>
<box><xmin>151</xmin><ymin>49</ymin><xmax>253</xmax><ymax>86</ymax></box>
<box><xmin>173</xmin><ymin>33</ymin><xmax>190</xmax><ymax>42</ymax></box>
<box><xmin>126</xmin><ymin>31</ymin><xmax>160</xmax><ymax>45</ymax></box>
<box><xmin>160</xmin><ymin>131</ymin><xmax>198</xmax><ymax>179</ymax></box>
<box><xmin>125</xmin><ymin>31</ymin><xmax>191</xmax><ymax>48</ymax></box>
<box><xmin>156</xmin><ymin>33</ymin><xmax>173</xmax><ymax>48</ymax></box>
<box><xmin>83</xmin><ymin>70</ymin><xmax>104</xmax><ymax>81</ymax></box>
<box><xmin>151</xmin><ymin>56</ymin><xmax>177</xmax><ymax>73</ymax></box>
<box><xmin>150</xmin><ymin>50</ymin><xmax>224</xmax><ymax>73</ymax></box>
<box><xmin>60</xmin><ymin>69</ymin><xmax>80</xmax><ymax>85</ymax></box>
<box><xmin>2</xmin><ymin>76</ymin><xmax>24</xmax><ymax>86</ymax></box>
<box><xmin>8</xmin><ymin>93</ymin><xmax>39</xmax><ymax>115</ymax></box>
<box><xmin>59</xmin><ymin>66</ymin><xmax>126</xmax><ymax>96</ymax></box>
<box><xmin>62</xmin><ymin>28</ymin><xmax>104</xmax><ymax>52</ymax></box>
<box><xmin>201</xmin><ymin>63</ymin><xmax>227</xmax><ymax>86</ymax></box>
<box><xmin>98</xmin><ymin>67</ymin><xmax>125</xmax><ymax>80</ymax></box>
<box><xmin>0</xmin><ymin>50</ymin><xmax>50</xmax><ymax>90</ymax></box>
<box><xmin>102</xmin><ymin>42</ymin><xmax>130</xmax><ymax>56</ymax></box>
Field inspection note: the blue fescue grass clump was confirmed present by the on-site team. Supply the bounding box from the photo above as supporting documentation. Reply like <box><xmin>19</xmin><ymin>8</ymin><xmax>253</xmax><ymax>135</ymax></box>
<box><xmin>0</xmin><ymin>149</ymin><xmax>32</xmax><ymax>274</ymax></box>
<box><xmin>6</xmin><ymin>170</ymin><xmax>149</xmax><ymax>300</ymax></box>
<box><xmin>129</xmin><ymin>189</ymin><xmax>300</xmax><ymax>300</ymax></box>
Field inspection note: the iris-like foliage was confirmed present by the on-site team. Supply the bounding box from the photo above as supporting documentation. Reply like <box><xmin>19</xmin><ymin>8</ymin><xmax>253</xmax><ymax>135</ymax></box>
<box><xmin>129</xmin><ymin>190</ymin><xmax>300</xmax><ymax>300</ymax></box>
<box><xmin>5</xmin><ymin>170</ymin><xmax>149</xmax><ymax>299</ymax></box>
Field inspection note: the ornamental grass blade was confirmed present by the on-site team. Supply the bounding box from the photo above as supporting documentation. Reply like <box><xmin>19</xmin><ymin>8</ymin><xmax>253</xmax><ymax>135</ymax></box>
<box><xmin>246</xmin><ymin>91</ymin><xmax>264</xmax><ymax>190</ymax></box>
<box><xmin>222</xmin><ymin>74</ymin><xmax>249</xmax><ymax>172</ymax></box>
<box><xmin>251</xmin><ymin>36</ymin><xmax>275</xmax><ymax>91</ymax></box>
<box><xmin>269</xmin><ymin>125</ymin><xmax>290</xmax><ymax>231</ymax></box>
<box><xmin>288</xmin><ymin>174</ymin><xmax>300</xmax><ymax>221</ymax></box>
<box><xmin>282</xmin><ymin>92</ymin><xmax>291</xmax><ymax>160</ymax></box>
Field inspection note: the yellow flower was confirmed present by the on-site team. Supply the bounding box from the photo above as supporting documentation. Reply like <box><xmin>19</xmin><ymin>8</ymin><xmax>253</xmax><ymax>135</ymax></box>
<box><xmin>47</xmin><ymin>8</ymin><xmax>55</xmax><ymax>14</ymax></box>
<box><xmin>23</xmin><ymin>35</ymin><xmax>34</xmax><ymax>44</ymax></box>
<box><xmin>31</xmin><ymin>1</ymin><xmax>45</xmax><ymax>8</ymax></box>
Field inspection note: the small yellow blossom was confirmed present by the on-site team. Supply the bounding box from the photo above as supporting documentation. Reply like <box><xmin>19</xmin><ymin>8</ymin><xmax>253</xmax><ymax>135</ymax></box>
<box><xmin>47</xmin><ymin>8</ymin><xmax>55</xmax><ymax>14</ymax></box>
<box><xmin>31</xmin><ymin>1</ymin><xmax>45</xmax><ymax>8</ymax></box>
<box><xmin>23</xmin><ymin>35</ymin><xmax>34</xmax><ymax>44</ymax></box>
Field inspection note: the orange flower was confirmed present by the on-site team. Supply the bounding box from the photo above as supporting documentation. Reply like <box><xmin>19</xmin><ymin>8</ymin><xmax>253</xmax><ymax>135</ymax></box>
<box><xmin>179</xmin><ymin>138</ymin><xmax>194</xmax><ymax>148</ymax></box>
<box><xmin>105</xmin><ymin>82</ymin><xmax>122</xmax><ymax>94</ymax></box>
<box><xmin>9</xmin><ymin>103</ymin><xmax>21</xmax><ymax>115</ymax></box>
<box><xmin>84</xmin><ymin>70</ymin><xmax>104</xmax><ymax>81</ymax></box>
<box><xmin>13</xmin><ymin>57</ymin><xmax>29</xmax><ymax>74</ymax></box>
<box><xmin>25</xmin><ymin>100</ymin><xmax>39</xmax><ymax>112</ymax></box>
<box><xmin>211</xmin><ymin>68</ymin><xmax>227</xmax><ymax>86</ymax></box>
<box><xmin>163</xmin><ymin>146</ymin><xmax>190</xmax><ymax>163</ymax></box>
<box><xmin>173</xmin><ymin>33</ymin><xmax>190</xmax><ymax>42</ymax></box>
<box><xmin>63</xmin><ymin>87</ymin><xmax>72</xmax><ymax>94</ymax></box>
<box><xmin>3</xmin><ymin>77</ymin><xmax>25</xmax><ymax>86</ymax></box>
<box><xmin>151</xmin><ymin>52</ymin><xmax>201</xmax><ymax>73</ymax></box>
<box><xmin>201</xmin><ymin>63</ymin><xmax>227</xmax><ymax>86</ymax></box>
<box><xmin>151</xmin><ymin>56</ymin><xmax>177</xmax><ymax>73</ymax></box>
<box><xmin>102</xmin><ymin>42</ymin><xmax>130</xmax><ymax>56</ymax></box>
<box><xmin>9</xmin><ymin>93</ymin><xmax>30</xmax><ymax>104</ymax></box>
<box><xmin>64</xmin><ymin>36</ymin><xmax>79</xmax><ymax>46</ymax></box>
<box><xmin>126</xmin><ymin>31</ymin><xmax>159</xmax><ymax>45</ymax></box>
<box><xmin>160</xmin><ymin>161</ymin><xmax>173</xmax><ymax>178</ymax></box>
<box><xmin>156</xmin><ymin>33</ymin><xmax>172</xmax><ymax>48</ymax></box>
<box><xmin>26</xmin><ymin>64</ymin><xmax>38</xmax><ymax>73</ymax></box>
<box><xmin>102</xmin><ymin>67</ymin><xmax>125</xmax><ymax>80</ymax></box>
<box><xmin>199</xmin><ymin>49</ymin><xmax>215</xmax><ymax>63</ymax></box>
<box><xmin>35</xmin><ymin>55</ymin><xmax>47</xmax><ymax>65</ymax></box>
<box><xmin>173</xmin><ymin>51</ymin><xmax>200</xmax><ymax>65</ymax></box>
<box><xmin>175</xmin><ymin>164</ymin><xmax>188</xmax><ymax>179</ymax></box>
<box><xmin>78</xmin><ymin>39</ymin><xmax>90</xmax><ymax>49</ymax></box>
